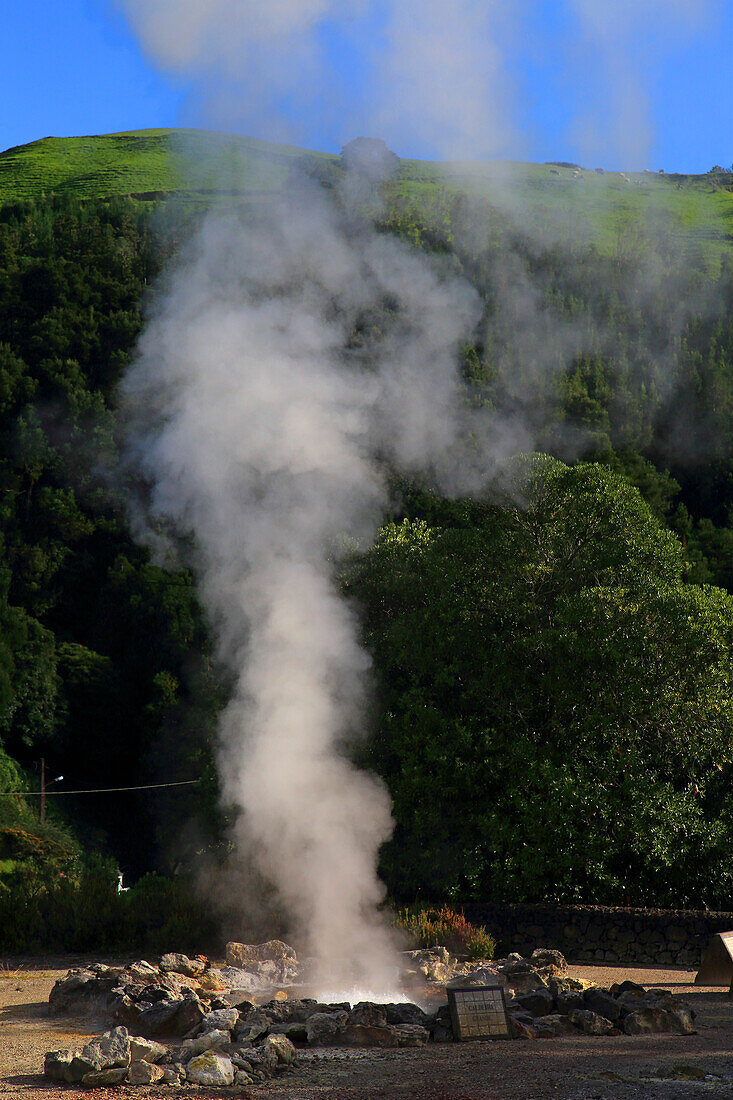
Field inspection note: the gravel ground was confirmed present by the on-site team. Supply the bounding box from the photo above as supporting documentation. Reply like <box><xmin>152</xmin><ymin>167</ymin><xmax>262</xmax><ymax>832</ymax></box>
<box><xmin>1</xmin><ymin>959</ymin><xmax>731</xmax><ymax>1100</ymax></box>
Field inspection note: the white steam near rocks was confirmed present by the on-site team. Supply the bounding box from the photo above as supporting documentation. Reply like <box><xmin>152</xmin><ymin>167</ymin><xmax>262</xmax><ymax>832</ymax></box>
<box><xmin>121</xmin><ymin>192</ymin><xmax>515</xmax><ymax>993</ymax></box>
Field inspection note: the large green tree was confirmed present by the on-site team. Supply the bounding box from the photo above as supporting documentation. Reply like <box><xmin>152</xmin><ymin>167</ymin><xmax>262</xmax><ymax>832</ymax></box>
<box><xmin>349</xmin><ymin>457</ymin><xmax>733</xmax><ymax>907</ymax></box>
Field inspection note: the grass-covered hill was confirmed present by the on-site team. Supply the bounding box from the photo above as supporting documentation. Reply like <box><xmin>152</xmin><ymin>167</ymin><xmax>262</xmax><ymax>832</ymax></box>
<box><xmin>2</xmin><ymin>128</ymin><xmax>733</xmax><ymax>265</ymax></box>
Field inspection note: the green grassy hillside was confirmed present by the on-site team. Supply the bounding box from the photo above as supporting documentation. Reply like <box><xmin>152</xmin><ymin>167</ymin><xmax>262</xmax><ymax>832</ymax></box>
<box><xmin>1</xmin><ymin>128</ymin><xmax>732</xmax><ymax>264</ymax></box>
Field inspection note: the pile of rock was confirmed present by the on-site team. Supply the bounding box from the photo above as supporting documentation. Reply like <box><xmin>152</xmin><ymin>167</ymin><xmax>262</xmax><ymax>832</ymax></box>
<box><xmin>44</xmin><ymin>941</ymin><xmax>698</xmax><ymax>1088</ymax></box>
<box><xmin>44</xmin><ymin>1019</ymin><xmax>298</xmax><ymax>1089</ymax></box>
<box><xmin>492</xmin><ymin>951</ymin><xmax>696</xmax><ymax>1040</ymax></box>
<box><xmin>47</xmin><ymin>941</ymin><xmax>301</xmax><ymax>1036</ymax></box>
<box><xmin>44</xmin><ymin>997</ymin><xmax>437</xmax><ymax>1088</ymax></box>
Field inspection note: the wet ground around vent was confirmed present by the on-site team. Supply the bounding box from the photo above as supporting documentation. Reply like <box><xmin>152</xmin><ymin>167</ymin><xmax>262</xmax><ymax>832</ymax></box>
<box><xmin>1</xmin><ymin>960</ymin><xmax>732</xmax><ymax>1099</ymax></box>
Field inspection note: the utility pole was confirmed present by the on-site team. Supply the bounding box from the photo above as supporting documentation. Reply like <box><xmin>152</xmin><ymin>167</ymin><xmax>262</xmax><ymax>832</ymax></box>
<box><xmin>40</xmin><ymin>757</ymin><xmax>46</xmax><ymax>823</ymax></box>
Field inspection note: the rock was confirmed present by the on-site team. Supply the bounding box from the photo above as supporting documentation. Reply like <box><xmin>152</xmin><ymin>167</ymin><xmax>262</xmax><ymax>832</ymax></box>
<box><xmin>197</xmin><ymin>968</ymin><xmax>228</xmax><ymax>992</ymax></box>
<box><xmin>500</xmin><ymin>962</ymin><xmax>551</xmax><ymax>995</ymax></box>
<box><xmin>666</xmin><ymin>1007</ymin><xmax>696</xmax><ymax>1034</ymax></box>
<box><xmin>263</xmin><ymin>1034</ymin><xmax>298</xmax><ymax>1065</ymax></box>
<box><xmin>556</xmin><ymin>991</ymin><xmax>585</xmax><ymax>1014</ymax></box>
<box><xmin>253</xmin><ymin>1042</ymin><xmax>280</xmax><ymax>1071</ymax></box>
<box><xmin>81</xmin><ymin>1025</ymin><xmax>130</xmax><ymax>1070</ymax></box>
<box><xmin>89</xmin><ymin>963</ymin><xmax>127</xmax><ymax>981</ymax></box>
<box><xmin>129</xmin><ymin>1037</ymin><xmax>166</xmax><ymax>1063</ymax></box>
<box><xmin>225</xmin><ymin>940</ymin><xmax>297</xmax><ymax>969</ymax></box>
<box><xmin>178</xmin><ymin>1029</ymin><xmax>232</xmax><ymax>1061</ymax></box>
<box><xmin>128</xmin><ymin>1060</ymin><xmax>166</xmax><ymax>1084</ymax></box>
<box><xmin>138</xmin><ymin>993</ymin><xmax>205</xmax><ymax>1037</ymax></box>
<box><xmin>69</xmin><ymin>1053</ymin><xmax>103</xmax><ymax>1079</ymax></box>
<box><xmin>186</xmin><ymin>1051</ymin><xmax>235</xmax><ymax>1086</ymax></box>
<box><xmin>234</xmin><ymin>1011</ymin><xmax>272</xmax><ymax>1043</ymax></box>
<box><xmin>516</xmin><ymin>989</ymin><xmax>554</xmax><ymax>1017</ymax></box>
<box><xmin>340</xmin><ymin>1024</ymin><xmax>398</xmax><ymax>1047</ymax></box>
<box><xmin>612</xmin><ymin>980</ymin><xmax>647</xmax><ymax>998</ymax></box>
<box><xmin>269</xmin><ymin>1021</ymin><xmax>308</xmax><ymax>1042</ymax></box>
<box><xmin>306</xmin><ymin>1010</ymin><xmax>349</xmax><ymax>1046</ymax></box>
<box><xmin>195</xmin><ymin>1007</ymin><xmax>240</xmax><ymax>1035</ymax></box>
<box><xmin>548</xmin><ymin>976</ymin><xmax>585</xmax><ymax>996</ymax></box>
<box><xmin>570</xmin><ymin>1009</ymin><xmax>617</xmax><ymax>1036</ymax></box>
<box><xmin>461</xmin><ymin>965</ymin><xmax>505</xmax><ymax>987</ymax></box>
<box><xmin>217</xmin><ymin>967</ymin><xmax>263</xmax><ymax>994</ymax></box>
<box><xmin>349</xmin><ymin>1002</ymin><xmax>388</xmax><ymax>1028</ymax></box>
<box><xmin>623</xmin><ymin>1006</ymin><xmax>695</xmax><ymax>1035</ymax></box>
<box><xmin>136</xmin><ymin>982</ymin><xmax>175</xmax><ymax>1004</ymax></box>
<box><xmin>162</xmin><ymin>1064</ymin><xmax>185</xmax><ymax>1085</ymax></box>
<box><xmin>384</xmin><ymin>1003</ymin><xmax>431</xmax><ymax>1027</ymax></box>
<box><xmin>531</xmin><ymin>949</ymin><xmax>568</xmax><ymax>975</ymax></box>
<box><xmin>510</xmin><ymin>1019</ymin><xmax>538</xmax><ymax>1039</ymax></box>
<box><xmin>623</xmin><ymin>1007</ymin><xmax>671</xmax><ymax>1035</ymax></box>
<box><xmin>81</xmin><ymin>1067</ymin><xmax>128</xmax><ymax>1086</ymax></box>
<box><xmin>431</xmin><ymin>1023</ymin><xmax>454</xmax><ymax>1042</ymax></box>
<box><xmin>235</xmin><ymin>1069</ymin><xmax>255</xmax><ymax>1085</ymax></box>
<box><xmin>160</xmin><ymin>952</ymin><xmax>206</xmax><ymax>978</ymax></box>
<box><xmin>48</xmin><ymin>970</ymin><xmax>110</xmax><ymax>1016</ymax></box>
<box><xmin>534</xmin><ymin>1014</ymin><xmax>575</xmax><ymax>1037</ymax></box>
<box><xmin>583</xmin><ymin>987</ymin><xmax>622</xmax><ymax>1023</ymax></box>
<box><xmin>391</xmin><ymin>1024</ymin><xmax>430</xmax><ymax>1046</ymax></box>
<box><xmin>111</xmin><ymin>992</ymin><xmax>141</xmax><ymax>1029</ymax></box>
<box><xmin>44</xmin><ymin>1050</ymin><xmax>74</xmax><ymax>1082</ymax></box>
<box><xmin>124</xmin><ymin>960</ymin><xmax>160</xmax><ymax>984</ymax></box>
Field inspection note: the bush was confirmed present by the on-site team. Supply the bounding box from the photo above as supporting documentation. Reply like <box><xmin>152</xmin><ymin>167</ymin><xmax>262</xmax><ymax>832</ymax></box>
<box><xmin>394</xmin><ymin>904</ymin><xmax>496</xmax><ymax>960</ymax></box>
<box><xmin>0</xmin><ymin>868</ymin><xmax>219</xmax><ymax>955</ymax></box>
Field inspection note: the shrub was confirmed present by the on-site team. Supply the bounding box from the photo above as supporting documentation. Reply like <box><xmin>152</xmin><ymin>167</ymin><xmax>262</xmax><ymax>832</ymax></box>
<box><xmin>394</xmin><ymin>904</ymin><xmax>496</xmax><ymax>960</ymax></box>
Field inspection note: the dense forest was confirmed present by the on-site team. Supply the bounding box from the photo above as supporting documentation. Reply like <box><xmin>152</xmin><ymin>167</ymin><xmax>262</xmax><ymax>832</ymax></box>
<box><xmin>2</xmin><ymin>171</ymin><xmax>733</xmax><ymax>947</ymax></box>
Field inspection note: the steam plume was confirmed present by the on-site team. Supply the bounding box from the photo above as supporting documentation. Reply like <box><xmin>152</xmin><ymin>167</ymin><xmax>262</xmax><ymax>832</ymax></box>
<box><xmin>122</xmin><ymin>194</ymin><xmax>488</xmax><ymax>990</ymax></box>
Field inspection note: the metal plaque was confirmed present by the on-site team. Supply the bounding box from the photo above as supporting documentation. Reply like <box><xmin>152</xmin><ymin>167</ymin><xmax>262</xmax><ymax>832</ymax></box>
<box><xmin>695</xmin><ymin>931</ymin><xmax>733</xmax><ymax>985</ymax></box>
<box><xmin>447</xmin><ymin>985</ymin><xmax>511</xmax><ymax>1040</ymax></box>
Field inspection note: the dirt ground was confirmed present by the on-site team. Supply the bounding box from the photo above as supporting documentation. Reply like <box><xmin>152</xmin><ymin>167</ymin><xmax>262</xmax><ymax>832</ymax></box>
<box><xmin>1</xmin><ymin>958</ymin><xmax>732</xmax><ymax>1100</ymax></box>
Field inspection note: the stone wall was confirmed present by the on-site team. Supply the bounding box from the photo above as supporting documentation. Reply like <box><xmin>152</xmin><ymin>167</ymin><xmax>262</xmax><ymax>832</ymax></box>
<box><xmin>462</xmin><ymin>902</ymin><xmax>733</xmax><ymax>968</ymax></box>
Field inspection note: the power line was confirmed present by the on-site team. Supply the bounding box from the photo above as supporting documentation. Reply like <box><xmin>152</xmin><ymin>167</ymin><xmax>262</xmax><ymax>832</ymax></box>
<box><xmin>1</xmin><ymin>779</ymin><xmax>201</xmax><ymax>797</ymax></box>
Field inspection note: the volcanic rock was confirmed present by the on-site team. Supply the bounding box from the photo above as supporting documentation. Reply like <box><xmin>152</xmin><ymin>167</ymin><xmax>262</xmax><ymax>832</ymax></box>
<box><xmin>179</xmin><ymin>1029</ymin><xmax>231</xmax><ymax>1060</ymax></box>
<box><xmin>306</xmin><ymin>1010</ymin><xmax>349</xmax><ymax>1045</ymax></box>
<box><xmin>391</xmin><ymin>1023</ymin><xmax>430</xmax><ymax>1046</ymax></box>
<box><xmin>80</xmin><ymin>1025</ymin><xmax>130</xmax><ymax>1070</ymax></box>
<box><xmin>263</xmin><ymin>1034</ymin><xmax>298</xmax><ymax>1065</ymax></box>
<box><xmin>269</xmin><ymin>1021</ymin><xmax>308</xmax><ymax>1042</ymax></box>
<box><xmin>531</xmin><ymin>948</ymin><xmax>568</xmax><ymax>975</ymax></box>
<box><xmin>137</xmin><ymin>993</ymin><xmax>205</xmax><ymax>1037</ymax></box>
<box><xmin>160</xmin><ymin>952</ymin><xmax>206</xmax><ymax>978</ymax></box>
<box><xmin>534</xmin><ymin>1014</ymin><xmax>575</xmax><ymax>1037</ymax></box>
<box><xmin>81</xmin><ymin>1067</ymin><xmax>128</xmax><ymax>1086</ymax></box>
<box><xmin>129</xmin><ymin>1037</ymin><xmax>166</xmax><ymax>1063</ymax></box>
<box><xmin>186</xmin><ymin>1051</ymin><xmax>235</xmax><ymax>1086</ymax></box>
<box><xmin>570</xmin><ymin>1009</ymin><xmax>617</xmax><ymax>1036</ymax></box>
<box><xmin>194</xmin><ymin>1007</ymin><xmax>240</xmax><ymax>1035</ymax></box>
<box><xmin>555</xmin><ymin>990</ymin><xmax>585</xmax><ymax>1014</ymax></box>
<box><xmin>511</xmin><ymin>1019</ymin><xmax>538</xmax><ymax>1039</ymax></box>
<box><xmin>349</xmin><ymin>1002</ymin><xmax>388</xmax><ymax>1028</ymax></box>
<box><xmin>128</xmin><ymin>1060</ymin><xmax>166</xmax><ymax>1085</ymax></box>
<box><xmin>44</xmin><ymin>1050</ymin><xmax>74</xmax><ymax>1082</ymax></box>
<box><xmin>234</xmin><ymin>1010</ymin><xmax>272</xmax><ymax>1043</ymax></box>
<box><xmin>384</xmin><ymin>1002</ymin><xmax>431</xmax><ymax>1027</ymax></box>
<box><xmin>225</xmin><ymin>939</ymin><xmax>297</xmax><ymax>968</ymax></box>
<box><xmin>583</xmin><ymin>987</ymin><xmax>622</xmax><ymax>1023</ymax></box>
<box><xmin>124</xmin><ymin>960</ymin><xmax>159</xmax><ymax>984</ymax></box>
<box><xmin>516</xmin><ymin>989</ymin><xmax>554</xmax><ymax>1017</ymax></box>
<box><xmin>48</xmin><ymin>970</ymin><xmax>114</xmax><ymax>1016</ymax></box>
<box><xmin>340</xmin><ymin>1024</ymin><xmax>398</xmax><ymax>1048</ymax></box>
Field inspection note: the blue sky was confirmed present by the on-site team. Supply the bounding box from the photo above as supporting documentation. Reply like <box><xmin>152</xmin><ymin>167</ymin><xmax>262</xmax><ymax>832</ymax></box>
<box><xmin>1</xmin><ymin>0</ymin><xmax>731</xmax><ymax>172</ymax></box>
